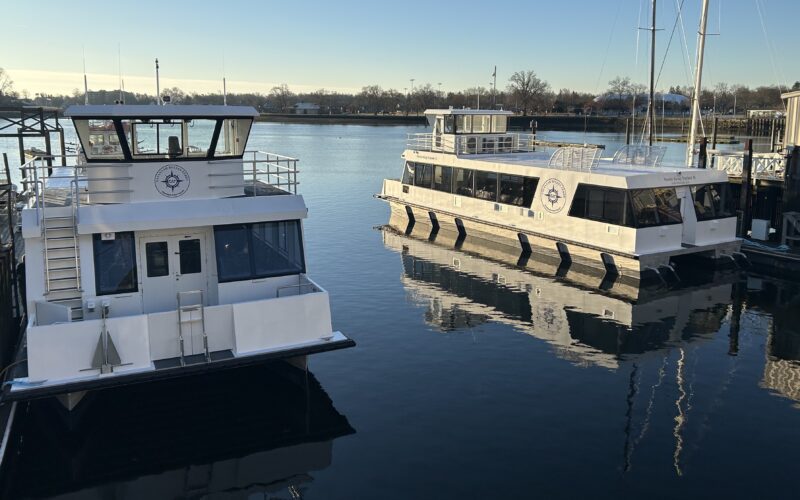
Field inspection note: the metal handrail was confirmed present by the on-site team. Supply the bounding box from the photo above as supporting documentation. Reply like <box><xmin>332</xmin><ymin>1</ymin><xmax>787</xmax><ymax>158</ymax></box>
<box><xmin>276</xmin><ymin>281</ymin><xmax>319</xmax><ymax>298</ymax></box>
<box><xmin>407</xmin><ymin>132</ymin><xmax>542</xmax><ymax>155</ymax></box>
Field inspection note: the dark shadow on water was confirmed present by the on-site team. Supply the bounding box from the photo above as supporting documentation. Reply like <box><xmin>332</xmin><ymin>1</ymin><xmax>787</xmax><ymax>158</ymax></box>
<box><xmin>0</xmin><ymin>362</ymin><xmax>354</xmax><ymax>499</ymax></box>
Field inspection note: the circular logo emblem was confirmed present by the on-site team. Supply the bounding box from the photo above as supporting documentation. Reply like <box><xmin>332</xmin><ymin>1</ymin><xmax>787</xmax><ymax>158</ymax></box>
<box><xmin>154</xmin><ymin>164</ymin><xmax>190</xmax><ymax>198</ymax></box>
<box><xmin>540</xmin><ymin>178</ymin><xmax>567</xmax><ymax>213</ymax></box>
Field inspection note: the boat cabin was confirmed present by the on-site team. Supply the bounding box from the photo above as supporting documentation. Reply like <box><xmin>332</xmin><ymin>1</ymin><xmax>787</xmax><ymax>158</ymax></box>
<box><xmin>11</xmin><ymin>105</ymin><xmax>350</xmax><ymax>399</ymax></box>
<box><xmin>416</xmin><ymin>109</ymin><xmax>528</xmax><ymax>155</ymax></box>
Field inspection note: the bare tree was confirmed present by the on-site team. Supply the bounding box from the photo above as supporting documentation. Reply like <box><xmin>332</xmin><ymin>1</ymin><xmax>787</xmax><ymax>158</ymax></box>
<box><xmin>507</xmin><ymin>71</ymin><xmax>550</xmax><ymax>114</ymax></box>
<box><xmin>607</xmin><ymin>76</ymin><xmax>632</xmax><ymax>115</ymax></box>
<box><xmin>269</xmin><ymin>84</ymin><xmax>294</xmax><ymax>112</ymax></box>
<box><xmin>358</xmin><ymin>85</ymin><xmax>384</xmax><ymax>114</ymax></box>
<box><xmin>0</xmin><ymin>68</ymin><xmax>15</xmax><ymax>98</ymax></box>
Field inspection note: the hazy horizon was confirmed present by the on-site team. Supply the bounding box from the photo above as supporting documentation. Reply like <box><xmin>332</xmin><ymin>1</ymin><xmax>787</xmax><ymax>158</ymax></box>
<box><xmin>3</xmin><ymin>0</ymin><xmax>798</xmax><ymax>96</ymax></box>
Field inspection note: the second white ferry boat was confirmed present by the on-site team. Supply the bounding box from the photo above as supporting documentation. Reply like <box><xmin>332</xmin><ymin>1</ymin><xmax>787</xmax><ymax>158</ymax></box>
<box><xmin>377</xmin><ymin>109</ymin><xmax>744</xmax><ymax>281</ymax></box>
<box><xmin>3</xmin><ymin>104</ymin><xmax>353</xmax><ymax>408</ymax></box>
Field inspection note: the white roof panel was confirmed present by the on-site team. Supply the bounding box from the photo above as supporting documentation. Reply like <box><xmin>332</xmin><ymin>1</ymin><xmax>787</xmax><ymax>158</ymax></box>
<box><xmin>65</xmin><ymin>104</ymin><xmax>259</xmax><ymax>118</ymax></box>
<box><xmin>424</xmin><ymin>108</ymin><xmax>514</xmax><ymax>116</ymax></box>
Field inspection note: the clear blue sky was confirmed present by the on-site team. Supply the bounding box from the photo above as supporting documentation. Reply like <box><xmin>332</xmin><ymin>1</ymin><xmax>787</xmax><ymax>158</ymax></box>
<box><xmin>2</xmin><ymin>0</ymin><xmax>798</xmax><ymax>95</ymax></box>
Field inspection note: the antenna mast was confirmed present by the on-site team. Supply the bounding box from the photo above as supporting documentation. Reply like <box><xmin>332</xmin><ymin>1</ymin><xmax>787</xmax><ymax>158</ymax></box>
<box><xmin>82</xmin><ymin>47</ymin><xmax>89</xmax><ymax>105</ymax></box>
<box><xmin>155</xmin><ymin>58</ymin><xmax>161</xmax><ymax>105</ymax></box>
<box><xmin>686</xmin><ymin>0</ymin><xmax>710</xmax><ymax>166</ymax></box>
<box><xmin>222</xmin><ymin>53</ymin><xmax>227</xmax><ymax>105</ymax></box>
<box><xmin>648</xmin><ymin>0</ymin><xmax>656</xmax><ymax>146</ymax></box>
<box><xmin>492</xmin><ymin>66</ymin><xmax>497</xmax><ymax>109</ymax></box>
<box><xmin>117</xmin><ymin>44</ymin><xmax>123</xmax><ymax>104</ymax></box>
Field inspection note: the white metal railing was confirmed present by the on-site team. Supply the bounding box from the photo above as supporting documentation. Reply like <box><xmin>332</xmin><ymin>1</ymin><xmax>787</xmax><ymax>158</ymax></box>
<box><xmin>407</xmin><ymin>133</ymin><xmax>539</xmax><ymax>155</ymax></box>
<box><xmin>210</xmin><ymin>151</ymin><xmax>299</xmax><ymax>195</ymax></box>
<box><xmin>548</xmin><ymin>146</ymin><xmax>603</xmax><ymax>170</ymax></box>
<box><xmin>709</xmin><ymin>150</ymin><xmax>786</xmax><ymax>181</ymax></box>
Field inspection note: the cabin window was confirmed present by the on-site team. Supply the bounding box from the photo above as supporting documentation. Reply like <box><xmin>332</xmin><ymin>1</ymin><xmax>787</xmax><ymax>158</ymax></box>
<box><xmin>402</xmin><ymin>162</ymin><xmax>415</xmax><ymax>184</ymax></box>
<box><xmin>629</xmin><ymin>188</ymin><xmax>683</xmax><ymax>227</ymax></box>
<box><xmin>491</xmin><ymin>116</ymin><xmax>508</xmax><ymax>133</ymax></box>
<box><xmin>74</xmin><ymin>119</ymin><xmax>126</xmax><ymax>160</ymax></box>
<box><xmin>214</xmin><ymin>118</ymin><xmax>253</xmax><ymax>157</ymax></box>
<box><xmin>499</xmin><ymin>175</ymin><xmax>539</xmax><ymax>207</ymax></box>
<box><xmin>456</xmin><ymin>115</ymin><xmax>472</xmax><ymax>134</ymax></box>
<box><xmin>414</xmin><ymin>163</ymin><xmax>433</xmax><ymax>188</ymax></box>
<box><xmin>569</xmin><ymin>184</ymin><xmax>632</xmax><ymax>226</ymax></box>
<box><xmin>444</xmin><ymin>115</ymin><xmax>455</xmax><ymax>133</ymax></box>
<box><xmin>145</xmin><ymin>242</ymin><xmax>170</xmax><ymax>278</ymax></box>
<box><xmin>122</xmin><ymin>119</ymin><xmax>184</xmax><ymax>159</ymax></box>
<box><xmin>185</xmin><ymin>119</ymin><xmax>217</xmax><ymax>157</ymax></box>
<box><xmin>214</xmin><ymin>220</ymin><xmax>305</xmax><ymax>283</ymax></box>
<box><xmin>474</xmin><ymin>171</ymin><xmax>498</xmax><ymax>201</ymax></box>
<box><xmin>93</xmin><ymin>232</ymin><xmax>138</xmax><ymax>295</ymax></box>
<box><xmin>453</xmin><ymin>168</ymin><xmax>474</xmax><ymax>196</ymax></box>
<box><xmin>472</xmin><ymin>115</ymin><xmax>491</xmax><ymax>133</ymax></box>
<box><xmin>179</xmin><ymin>239</ymin><xmax>202</xmax><ymax>274</ymax></box>
<box><xmin>692</xmin><ymin>183</ymin><xmax>735</xmax><ymax>221</ymax></box>
<box><xmin>432</xmin><ymin>166</ymin><xmax>452</xmax><ymax>192</ymax></box>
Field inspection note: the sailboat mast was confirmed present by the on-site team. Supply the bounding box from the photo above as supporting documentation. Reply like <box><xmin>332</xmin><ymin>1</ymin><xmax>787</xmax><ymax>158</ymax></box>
<box><xmin>686</xmin><ymin>0</ymin><xmax>710</xmax><ymax>166</ymax></box>
<box><xmin>648</xmin><ymin>0</ymin><xmax>656</xmax><ymax>146</ymax></box>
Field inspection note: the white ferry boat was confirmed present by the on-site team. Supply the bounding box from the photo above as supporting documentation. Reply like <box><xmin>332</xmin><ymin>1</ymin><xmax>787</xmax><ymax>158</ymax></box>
<box><xmin>377</xmin><ymin>109</ymin><xmax>744</xmax><ymax>281</ymax></box>
<box><xmin>3</xmin><ymin>104</ymin><xmax>353</xmax><ymax>408</ymax></box>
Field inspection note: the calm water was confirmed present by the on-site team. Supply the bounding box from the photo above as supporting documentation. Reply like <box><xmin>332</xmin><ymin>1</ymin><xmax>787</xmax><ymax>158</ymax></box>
<box><xmin>2</xmin><ymin>123</ymin><xmax>800</xmax><ymax>499</ymax></box>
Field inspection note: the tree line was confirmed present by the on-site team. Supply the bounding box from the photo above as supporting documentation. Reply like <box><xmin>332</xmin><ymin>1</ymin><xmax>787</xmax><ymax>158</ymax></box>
<box><xmin>1</xmin><ymin>67</ymin><xmax>795</xmax><ymax>116</ymax></box>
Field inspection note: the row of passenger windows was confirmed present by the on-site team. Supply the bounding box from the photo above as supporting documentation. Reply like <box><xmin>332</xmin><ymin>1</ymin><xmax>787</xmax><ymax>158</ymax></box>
<box><xmin>402</xmin><ymin>162</ymin><xmax>538</xmax><ymax>208</ymax></box>
<box><xmin>91</xmin><ymin>221</ymin><xmax>305</xmax><ymax>295</ymax></box>
<box><xmin>569</xmin><ymin>186</ymin><xmax>682</xmax><ymax>228</ymax></box>
<box><xmin>441</xmin><ymin>114</ymin><xmax>508</xmax><ymax>135</ymax></box>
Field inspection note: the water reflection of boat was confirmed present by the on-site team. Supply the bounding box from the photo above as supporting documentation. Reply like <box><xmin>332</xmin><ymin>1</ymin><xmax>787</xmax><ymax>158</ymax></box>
<box><xmin>381</xmin><ymin>215</ymin><xmax>735</xmax><ymax>369</ymax></box>
<box><xmin>0</xmin><ymin>363</ymin><xmax>353</xmax><ymax>498</ymax></box>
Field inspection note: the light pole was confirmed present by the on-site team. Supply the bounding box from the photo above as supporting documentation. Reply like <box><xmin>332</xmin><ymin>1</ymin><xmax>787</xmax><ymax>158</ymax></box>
<box><xmin>409</xmin><ymin>79</ymin><xmax>415</xmax><ymax>114</ymax></box>
<box><xmin>437</xmin><ymin>82</ymin><xmax>442</xmax><ymax>107</ymax></box>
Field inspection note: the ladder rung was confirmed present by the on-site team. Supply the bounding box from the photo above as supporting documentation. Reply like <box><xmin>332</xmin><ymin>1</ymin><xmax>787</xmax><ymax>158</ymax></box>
<box><xmin>44</xmin><ymin>216</ymin><xmax>73</xmax><ymax>220</ymax></box>
<box><xmin>46</xmin><ymin>236</ymin><xmax>76</xmax><ymax>241</ymax></box>
<box><xmin>48</xmin><ymin>285</ymin><xmax>80</xmax><ymax>292</ymax></box>
<box><xmin>48</xmin><ymin>276</ymin><xmax>77</xmax><ymax>282</ymax></box>
<box><xmin>44</xmin><ymin>225</ymin><xmax>75</xmax><ymax>231</ymax></box>
<box><xmin>47</xmin><ymin>255</ymin><xmax>80</xmax><ymax>261</ymax></box>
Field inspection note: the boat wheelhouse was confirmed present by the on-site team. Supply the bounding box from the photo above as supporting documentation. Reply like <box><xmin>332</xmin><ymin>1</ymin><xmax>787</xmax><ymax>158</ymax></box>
<box><xmin>6</xmin><ymin>104</ymin><xmax>353</xmax><ymax>406</ymax></box>
<box><xmin>377</xmin><ymin>108</ymin><xmax>744</xmax><ymax>281</ymax></box>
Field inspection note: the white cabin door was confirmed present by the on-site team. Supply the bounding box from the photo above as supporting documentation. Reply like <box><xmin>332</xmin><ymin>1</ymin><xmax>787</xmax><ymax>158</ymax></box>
<box><xmin>139</xmin><ymin>233</ymin><xmax>208</xmax><ymax>314</ymax></box>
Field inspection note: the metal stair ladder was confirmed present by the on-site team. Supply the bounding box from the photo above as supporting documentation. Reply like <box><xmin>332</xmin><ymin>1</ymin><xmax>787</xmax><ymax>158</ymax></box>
<box><xmin>42</xmin><ymin>212</ymin><xmax>83</xmax><ymax>320</ymax></box>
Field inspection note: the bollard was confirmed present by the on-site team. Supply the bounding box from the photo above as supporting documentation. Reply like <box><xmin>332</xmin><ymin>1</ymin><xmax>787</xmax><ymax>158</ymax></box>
<box><xmin>739</xmin><ymin>139</ymin><xmax>754</xmax><ymax>237</ymax></box>
<box><xmin>698</xmin><ymin>137</ymin><xmax>708</xmax><ymax>169</ymax></box>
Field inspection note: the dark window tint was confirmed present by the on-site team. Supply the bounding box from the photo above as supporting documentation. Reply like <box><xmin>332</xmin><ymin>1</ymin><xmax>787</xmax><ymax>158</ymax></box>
<box><xmin>474</xmin><ymin>171</ymin><xmax>498</xmax><ymax>201</ymax></box>
<box><xmin>499</xmin><ymin>175</ymin><xmax>539</xmax><ymax>207</ymax></box>
<box><xmin>179</xmin><ymin>239</ymin><xmax>202</xmax><ymax>274</ymax></box>
<box><xmin>214</xmin><ymin>221</ymin><xmax>305</xmax><ymax>283</ymax></box>
<box><xmin>569</xmin><ymin>184</ymin><xmax>631</xmax><ymax>226</ymax></box>
<box><xmin>654</xmin><ymin>188</ymin><xmax>682</xmax><ymax>224</ymax></box>
<box><xmin>93</xmin><ymin>232</ymin><xmax>138</xmax><ymax>295</ymax></box>
<box><xmin>402</xmin><ymin>162</ymin><xmax>415</xmax><ymax>185</ymax></box>
<box><xmin>453</xmin><ymin>168</ymin><xmax>474</xmax><ymax>196</ymax></box>
<box><xmin>692</xmin><ymin>183</ymin><xmax>735</xmax><ymax>221</ymax></box>
<box><xmin>444</xmin><ymin>115</ymin><xmax>455</xmax><ymax>133</ymax></box>
<box><xmin>145</xmin><ymin>241</ymin><xmax>169</xmax><ymax>277</ymax></box>
<box><xmin>214</xmin><ymin>224</ymin><xmax>251</xmax><ymax>282</ymax></box>
<box><xmin>630</xmin><ymin>190</ymin><xmax>660</xmax><ymax>227</ymax></box>
<box><xmin>252</xmin><ymin>221</ymin><xmax>305</xmax><ymax>277</ymax></box>
<box><xmin>432</xmin><ymin>166</ymin><xmax>452</xmax><ymax>193</ymax></box>
<box><xmin>414</xmin><ymin>163</ymin><xmax>433</xmax><ymax>188</ymax></box>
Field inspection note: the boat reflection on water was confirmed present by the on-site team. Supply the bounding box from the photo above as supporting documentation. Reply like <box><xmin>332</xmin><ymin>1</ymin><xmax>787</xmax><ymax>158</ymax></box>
<box><xmin>0</xmin><ymin>363</ymin><xmax>354</xmax><ymax>499</ymax></box>
<box><xmin>382</xmin><ymin>213</ymin><xmax>738</xmax><ymax>369</ymax></box>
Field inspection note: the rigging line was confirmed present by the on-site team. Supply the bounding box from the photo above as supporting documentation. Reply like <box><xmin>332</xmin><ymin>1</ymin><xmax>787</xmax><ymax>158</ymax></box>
<box><xmin>654</xmin><ymin>0</ymin><xmax>687</xmax><ymax>89</ymax></box>
<box><xmin>635</xmin><ymin>0</ymin><xmax>644</xmax><ymax>68</ymax></box>
<box><xmin>754</xmin><ymin>0</ymin><xmax>788</xmax><ymax>109</ymax></box>
<box><xmin>593</xmin><ymin>0</ymin><xmax>625</xmax><ymax>92</ymax></box>
<box><xmin>674</xmin><ymin>0</ymin><xmax>694</xmax><ymax>88</ymax></box>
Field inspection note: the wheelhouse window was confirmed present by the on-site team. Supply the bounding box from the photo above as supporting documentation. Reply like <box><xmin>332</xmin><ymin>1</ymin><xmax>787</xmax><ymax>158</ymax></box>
<box><xmin>185</xmin><ymin>119</ymin><xmax>217</xmax><ymax>157</ymax></box>
<box><xmin>432</xmin><ymin>165</ymin><xmax>452</xmax><ymax>192</ymax></box>
<box><xmin>456</xmin><ymin>115</ymin><xmax>472</xmax><ymax>134</ymax></box>
<box><xmin>402</xmin><ymin>162</ymin><xmax>415</xmax><ymax>184</ymax></box>
<box><xmin>474</xmin><ymin>171</ymin><xmax>498</xmax><ymax>201</ymax></box>
<box><xmin>214</xmin><ymin>220</ymin><xmax>305</xmax><ymax>283</ymax></box>
<box><xmin>569</xmin><ymin>184</ymin><xmax>633</xmax><ymax>227</ymax></box>
<box><xmin>629</xmin><ymin>188</ymin><xmax>682</xmax><ymax>227</ymax></box>
<box><xmin>123</xmin><ymin>119</ymin><xmax>184</xmax><ymax>160</ymax></box>
<box><xmin>414</xmin><ymin>163</ymin><xmax>433</xmax><ymax>188</ymax></box>
<box><xmin>472</xmin><ymin>115</ymin><xmax>491</xmax><ymax>133</ymax></box>
<box><xmin>492</xmin><ymin>115</ymin><xmax>508</xmax><ymax>133</ymax></box>
<box><xmin>453</xmin><ymin>168</ymin><xmax>474</xmax><ymax>196</ymax></box>
<box><xmin>74</xmin><ymin>119</ymin><xmax>126</xmax><ymax>160</ymax></box>
<box><xmin>499</xmin><ymin>175</ymin><xmax>538</xmax><ymax>207</ymax></box>
<box><xmin>93</xmin><ymin>232</ymin><xmax>138</xmax><ymax>295</ymax></box>
<box><xmin>214</xmin><ymin>118</ymin><xmax>253</xmax><ymax>157</ymax></box>
<box><xmin>692</xmin><ymin>183</ymin><xmax>735</xmax><ymax>221</ymax></box>
<box><xmin>444</xmin><ymin>115</ymin><xmax>455</xmax><ymax>133</ymax></box>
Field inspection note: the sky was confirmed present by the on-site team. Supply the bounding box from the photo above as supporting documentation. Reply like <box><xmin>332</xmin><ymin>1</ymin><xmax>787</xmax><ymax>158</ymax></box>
<box><xmin>2</xmin><ymin>0</ymin><xmax>798</xmax><ymax>96</ymax></box>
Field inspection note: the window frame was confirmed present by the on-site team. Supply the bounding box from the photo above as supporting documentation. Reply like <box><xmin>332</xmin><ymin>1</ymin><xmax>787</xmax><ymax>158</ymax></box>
<box><xmin>691</xmin><ymin>183</ymin><xmax>736</xmax><ymax>221</ymax></box>
<box><xmin>214</xmin><ymin>220</ymin><xmax>306</xmax><ymax>283</ymax></box>
<box><xmin>92</xmin><ymin>232</ymin><xmax>139</xmax><ymax>296</ymax></box>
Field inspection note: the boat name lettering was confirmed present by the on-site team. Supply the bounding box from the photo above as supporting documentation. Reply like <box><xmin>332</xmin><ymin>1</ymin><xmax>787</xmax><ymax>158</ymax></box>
<box><xmin>154</xmin><ymin>164</ymin><xmax>190</xmax><ymax>198</ymax></box>
<box><xmin>540</xmin><ymin>178</ymin><xmax>567</xmax><ymax>213</ymax></box>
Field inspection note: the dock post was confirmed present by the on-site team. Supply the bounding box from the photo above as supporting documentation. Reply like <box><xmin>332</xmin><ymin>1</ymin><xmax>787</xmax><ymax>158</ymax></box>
<box><xmin>58</xmin><ymin>129</ymin><xmax>67</xmax><ymax>166</ymax></box>
<box><xmin>16</xmin><ymin>130</ymin><xmax>25</xmax><ymax>178</ymax></box>
<box><xmin>739</xmin><ymin>139</ymin><xmax>754</xmax><ymax>238</ymax></box>
<box><xmin>44</xmin><ymin>133</ymin><xmax>53</xmax><ymax>177</ymax></box>
<box><xmin>783</xmin><ymin>146</ymin><xmax>800</xmax><ymax>221</ymax></box>
<box><xmin>698</xmin><ymin>137</ymin><xmax>708</xmax><ymax>169</ymax></box>
<box><xmin>711</xmin><ymin>117</ymin><xmax>718</xmax><ymax>149</ymax></box>
<box><xmin>625</xmin><ymin>118</ymin><xmax>631</xmax><ymax>145</ymax></box>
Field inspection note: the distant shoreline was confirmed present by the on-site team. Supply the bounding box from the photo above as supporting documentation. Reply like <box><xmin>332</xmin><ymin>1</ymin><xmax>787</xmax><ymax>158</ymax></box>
<box><xmin>256</xmin><ymin>113</ymin><xmax>751</xmax><ymax>133</ymax></box>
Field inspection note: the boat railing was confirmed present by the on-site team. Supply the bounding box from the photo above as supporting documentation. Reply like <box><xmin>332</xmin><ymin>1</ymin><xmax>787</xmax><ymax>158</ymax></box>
<box><xmin>210</xmin><ymin>150</ymin><xmax>299</xmax><ymax>195</ymax></box>
<box><xmin>548</xmin><ymin>146</ymin><xmax>603</xmax><ymax>170</ymax></box>
<box><xmin>709</xmin><ymin>150</ymin><xmax>786</xmax><ymax>181</ymax></box>
<box><xmin>276</xmin><ymin>274</ymin><xmax>322</xmax><ymax>298</ymax></box>
<box><xmin>407</xmin><ymin>133</ymin><xmax>540</xmax><ymax>155</ymax></box>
